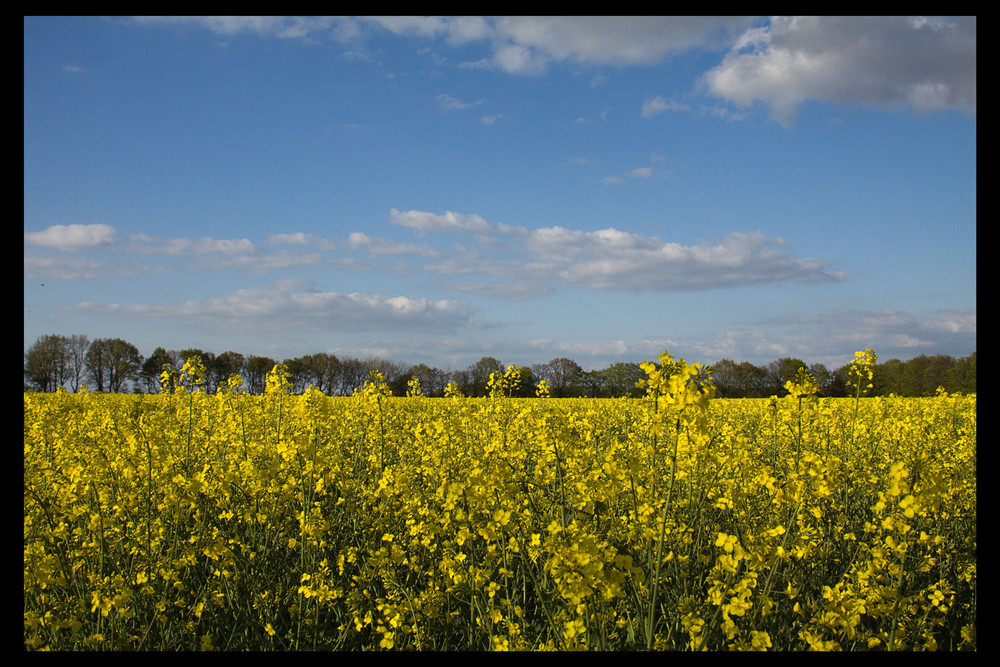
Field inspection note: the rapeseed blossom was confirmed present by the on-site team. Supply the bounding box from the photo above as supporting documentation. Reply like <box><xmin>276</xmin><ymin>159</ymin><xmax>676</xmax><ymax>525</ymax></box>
<box><xmin>23</xmin><ymin>350</ymin><xmax>976</xmax><ymax>651</ymax></box>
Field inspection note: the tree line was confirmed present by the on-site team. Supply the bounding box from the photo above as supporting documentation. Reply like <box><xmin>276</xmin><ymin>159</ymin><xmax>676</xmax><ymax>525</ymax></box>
<box><xmin>24</xmin><ymin>333</ymin><xmax>975</xmax><ymax>398</ymax></box>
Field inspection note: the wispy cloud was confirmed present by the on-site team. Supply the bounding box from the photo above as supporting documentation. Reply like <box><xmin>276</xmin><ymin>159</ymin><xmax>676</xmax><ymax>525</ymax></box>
<box><xmin>125</xmin><ymin>233</ymin><xmax>255</xmax><ymax>256</ymax></box>
<box><xmin>24</xmin><ymin>255</ymin><xmax>109</xmax><ymax>280</ymax></box>
<box><xmin>480</xmin><ymin>113</ymin><xmax>508</xmax><ymax>126</ymax></box>
<box><xmin>130</xmin><ymin>16</ymin><xmax>339</xmax><ymax>41</ymax></box>
<box><xmin>641</xmin><ymin>96</ymin><xmax>692</xmax><ymax>118</ymax></box>
<box><xmin>601</xmin><ymin>165</ymin><xmax>667</xmax><ymax>184</ymax></box>
<box><xmin>146</xmin><ymin>16</ymin><xmax>751</xmax><ymax>75</ymax></box>
<box><xmin>390</xmin><ymin>208</ymin><xmax>495</xmax><ymax>234</ymax></box>
<box><xmin>268</xmin><ymin>232</ymin><xmax>336</xmax><ymax>252</ymax></box>
<box><xmin>435</xmin><ymin>93</ymin><xmax>483</xmax><ymax>111</ymax></box>
<box><xmin>345</xmin><ymin>232</ymin><xmax>439</xmax><ymax>257</ymax></box>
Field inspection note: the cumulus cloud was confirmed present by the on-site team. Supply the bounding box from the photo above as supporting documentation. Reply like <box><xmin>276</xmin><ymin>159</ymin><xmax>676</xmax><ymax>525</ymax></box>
<box><xmin>394</xmin><ymin>209</ymin><xmax>842</xmax><ymax>293</ymax></box>
<box><xmin>25</xmin><ymin>224</ymin><xmax>116</xmax><ymax>251</ymax></box>
<box><xmin>704</xmin><ymin>16</ymin><xmax>976</xmax><ymax>125</ymax></box>
<box><xmin>485</xmin><ymin>16</ymin><xmax>754</xmax><ymax>73</ymax></box>
<box><xmin>74</xmin><ymin>279</ymin><xmax>477</xmax><ymax>335</ymax></box>
<box><xmin>523</xmin><ymin>227</ymin><xmax>841</xmax><ymax>291</ymax></box>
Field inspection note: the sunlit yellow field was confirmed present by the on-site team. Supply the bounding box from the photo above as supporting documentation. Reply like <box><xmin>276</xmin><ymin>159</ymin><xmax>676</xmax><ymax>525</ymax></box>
<box><xmin>24</xmin><ymin>353</ymin><xmax>976</xmax><ymax>651</ymax></box>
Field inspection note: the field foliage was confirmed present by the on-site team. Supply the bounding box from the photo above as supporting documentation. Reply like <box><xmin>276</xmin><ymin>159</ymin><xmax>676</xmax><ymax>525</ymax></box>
<box><xmin>24</xmin><ymin>352</ymin><xmax>976</xmax><ymax>651</ymax></box>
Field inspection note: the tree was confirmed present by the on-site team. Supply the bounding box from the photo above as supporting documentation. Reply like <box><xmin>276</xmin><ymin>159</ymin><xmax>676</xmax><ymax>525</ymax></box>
<box><xmin>709</xmin><ymin>359</ymin><xmax>742</xmax><ymax>398</ymax></box>
<box><xmin>575</xmin><ymin>369</ymin><xmax>605</xmax><ymax>397</ymax></box>
<box><xmin>708</xmin><ymin>359</ymin><xmax>769</xmax><ymax>397</ymax></box>
<box><xmin>245</xmin><ymin>355</ymin><xmax>277</xmax><ymax>395</ymax></box>
<box><xmin>336</xmin><ymin>357</ymin><xmax>369</xmax><ymax>396</ymax></box>
<box><xmin>24</xmin><ymin>334</ymin><xmax>71</xmax><ymax>391</ymax></box>
<box><xmin>308</xmin><ymin>353</ymin><xmax>340</xmax><ymax>395</ymax></box>
<box><xmin>178</xmin><ymin>349</ymin><xmax>216</xmax><ymax>392</ymax></box>
<box><xmin>533</xmin><ymin>358</ymin><xmax>583</xmax><ymax>397</ymax></box>
<box><xmin>84</xmin><ymin>338</ymin><xmax>142</xmax><ymax>392</ymax></box>
<box><xmin>872</xmin><ymin>358</ymin><xmax>905</xmax><ymax>396</ymax></box>
<box><xmin>449</xmin><ymin>368</ymin><xmax>474</xmax><ymax>397</ymax></box>
<box><xmin>510</xmin><ymin>365</ymin><xmax>536</xmax><ymax>397</ymax></box>
<box><xmin>808</xmin><ymin>363</ymin><xmax>835</xmax><ymax>397</ymax></box>
<box><xmin>924</xmin><ymin>354</ymin><xmax>957</xmax><ymax>395</ymax></box>
<box><xmin>280</xmin><ymin>353</ymin><xmax>339</xmax><ymax>394</ymax></box>
<box><xmin>366</xmin><ymin>358</ymin><xmax>407</xmax><ymax>395</ymax></box>
<box><xmin>84</xmin><ymin>338</ymin><xmax>110</xmax><ymax>392</ymax></box>
<box><xmin>140</xmin><ymin>347</ymin><xmax>175</xmax><ymax>393</ymax></box>
<box><xmin>106</xmin><ymin>339</ymin><xmax>143</xmax><ymax>393</ymax></box>
<box><xmin>468</xmin><ymin>357</ymin><xmax>505</xmax><ymax>397</ymax></box>
<box><xmin>400</xmin><ymin>363</ymin><xmax>448</xmax><ymax>397</ymax></box>
<box><xmin>66</xmin><ymin>334</ymin><xmax>90</xmax><ymax>392</ymax></box>
<box><xmin>599</xmin><ymin>361</ymin><xmax>645</xmax><ymax>398</ymax></box>
<box><xmin>212</xmin><ymin>351</ymin><xmax>246</xmax><ymax>392</ymax></box>
<box><xmin>766</xmin><ymin>357</ymin><xmax>809</xmax><ymax>396</ymax></box>
<box><xmin>945</xmin><ymin>352</ymin><xmax>976</xmax><ymax>394</ymax></box>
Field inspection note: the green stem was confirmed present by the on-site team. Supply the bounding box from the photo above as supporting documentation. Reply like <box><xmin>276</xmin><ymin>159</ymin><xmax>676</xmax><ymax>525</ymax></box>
<box><xmin>646</xmin><ymin>416</ymin><xmax>680</xmax><ymax>650</ymax></box>
<box><xmin>887</xmin><ymin>550</ymin><xmax>908</xmax><ymax>651</ymax></box>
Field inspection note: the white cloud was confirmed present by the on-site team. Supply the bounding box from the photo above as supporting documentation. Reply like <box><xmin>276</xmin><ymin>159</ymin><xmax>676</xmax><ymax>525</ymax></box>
<box><xmin>522</xmin><ymin>227</ymin><xmax>842</xmax><ymax>291</ymax></box>
<box><xmin>25</xmin><ymin>224</ymin><xmax>116</xmax><ymax>251</ymax></box>
<box><xmin>394</xmin><ymin>209</ymin><xmax>842</xmax><ymax>293</ymax></box>
<box><xmin>268</xmin><ymin>232</ymin><xmax>336</xmax><ymax>252</ymax></box>
<box><xmin>131</xmin><ymin>16</ymin><xmax>338</xmax><ymax>40</ymax></box>
<box><xmin>489</xmin><ymin>16</ymin><xmax>754</xmax><ymax>70</ymax></box>
<box><xmin>435</xmin><ymin>94</ymin><xmax>484</xmax><ymax>111</ymax></box>
<box><xmin>363</xmin><ymin>16</ymin><xmax>755</xmax><ymax>74</ymax></box>
<box><xmin>74</xmin><ymin>279</ymin><xmax>477</xmax><ymax>335</ymax></box>
<box><xmin>433</xmin><ymin>279</ymin><xmax>554</xmax><ymax>301</ymax></box>
<box><xmin>24</xmin><ymin>254</ymin><xmax>108</xmax><ymax>280</ymax></box>
<box><xmin>641</xmin><ymin>96</ymin><xmax>691</xmax><ymax>117</ymax></box>
<box><xmin>704</xmin><ymin>16</ymin><xmax>976</xmax><ymax>125</ymax></box>
<box><xmin>346</xmin><ymin>232</ymin><xmax>439</xmax><ymax>256</ymax></box>
<box><xmin>480</xmin><ymin>113</ymin><xmax>508</xmax><ymax>126</ymax></box>
<box><xmin>215</xmin><ymin>250</ymin><xmax>328</xmax><ymax>274</ymax></box>
<box><xmin>602</xmin><ymin>165</ymin><xmax>667</xmax><ymax>184</ymax></box>
<box><xmin>126</xmin><ymin>233</ymin><xmax>255</xmax><ymax>255</ymax></box>
<box><xmin>390</xmin><ymin>208</ymin><xmax>494</xmax><ymax>234</ymax></box>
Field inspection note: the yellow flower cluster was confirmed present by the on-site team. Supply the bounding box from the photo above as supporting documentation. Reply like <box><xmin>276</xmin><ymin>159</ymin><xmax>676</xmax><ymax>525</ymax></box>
<box><xmin>24</xmin><ymin>352</ymin><xmax>976</xmax><ymax>651</ymax></box>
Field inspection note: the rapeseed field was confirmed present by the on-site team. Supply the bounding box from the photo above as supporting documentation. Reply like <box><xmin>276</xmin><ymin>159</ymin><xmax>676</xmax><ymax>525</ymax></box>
<box><xmin>23</xmin><ymin>351</ymin><xmax>976</xmax><ymax>651</ymax></box>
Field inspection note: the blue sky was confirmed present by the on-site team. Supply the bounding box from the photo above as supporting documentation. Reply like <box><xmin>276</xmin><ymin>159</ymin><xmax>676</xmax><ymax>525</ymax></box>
<box><xmin>24</xmin><ymin>16</ymin><xmax>976</xmax><ymax>372</ymax></box>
